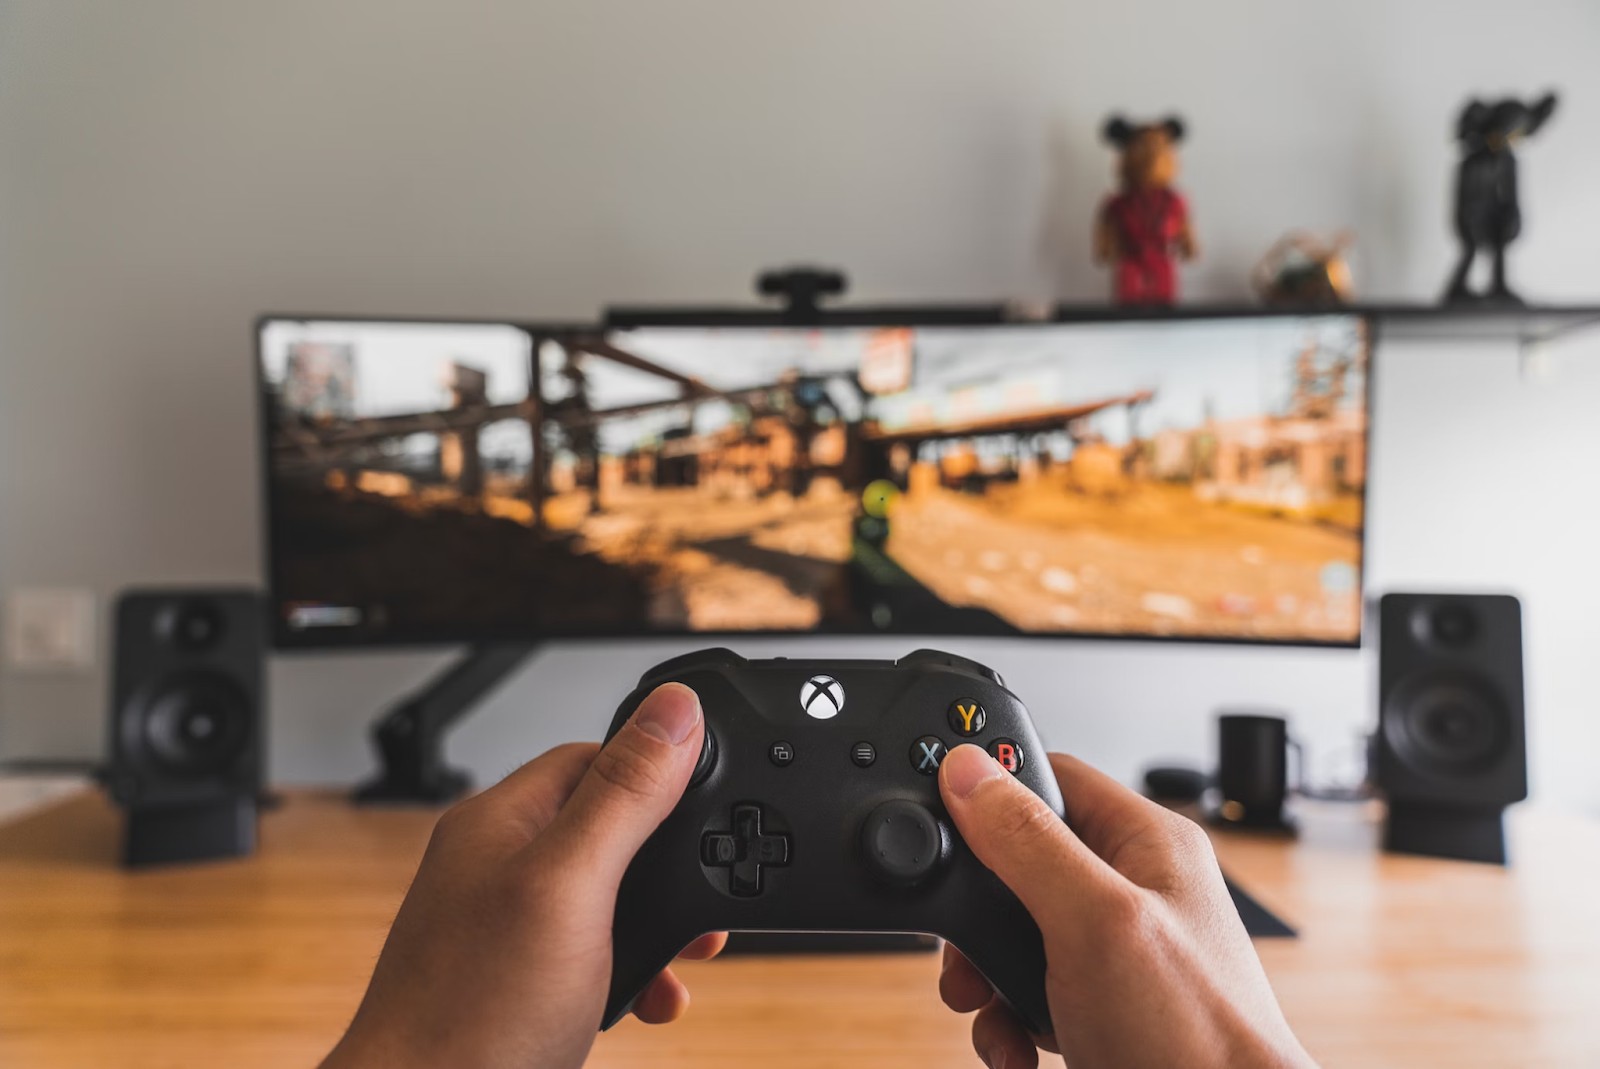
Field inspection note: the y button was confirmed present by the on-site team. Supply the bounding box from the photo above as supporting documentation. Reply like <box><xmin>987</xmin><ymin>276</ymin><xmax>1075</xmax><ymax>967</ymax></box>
<box><xmin>947</xmin><ymin>699</ymin><xmax>986</xmax><ymax>736</ymax></box>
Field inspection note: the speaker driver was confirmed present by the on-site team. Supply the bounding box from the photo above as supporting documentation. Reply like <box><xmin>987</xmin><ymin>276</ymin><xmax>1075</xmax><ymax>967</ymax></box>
<box><xmin>134</xmin><ymin>673</ymin><xmax>251</xmax><ymax>776</ymax></box>
<box><xmin>1383</xmin><ymin>672</ymin><xmax>1505</xmax><ymax>775</ymax></box>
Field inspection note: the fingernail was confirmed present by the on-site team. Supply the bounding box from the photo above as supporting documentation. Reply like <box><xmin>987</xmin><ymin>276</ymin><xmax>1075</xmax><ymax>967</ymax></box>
<box><xmin>942</xmin><ymin>744</ymin><xmax>1004</xmax><ymax>799</ymax></box>
<box><xmin>635</xmin><ymin>682</ymin><xmax>702</xmax><ymax>745</ymax></box>
<box><xmin>980</xmin><ymin>1049</ymin><xmax>1006</xmax><ymax>1069</ymax></box>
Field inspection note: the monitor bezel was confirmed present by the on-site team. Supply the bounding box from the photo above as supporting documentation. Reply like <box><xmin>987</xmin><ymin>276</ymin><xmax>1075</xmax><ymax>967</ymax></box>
<box><xmin>255</xmin><ymin>307</ymin><xmax>1375</xmax><ymax>652</ymax></box>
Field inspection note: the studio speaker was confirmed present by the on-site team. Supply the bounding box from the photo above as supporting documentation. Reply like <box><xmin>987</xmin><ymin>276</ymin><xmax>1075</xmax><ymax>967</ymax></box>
<box><xmin>106</xmin><ymin>589</ymin><xmax>264</xmax><ymax>867</ymax></box>
<box><xmin>1375</xmin><ymin>592</ymin><xmax>1526</xmax><ymax>864</ymax></box>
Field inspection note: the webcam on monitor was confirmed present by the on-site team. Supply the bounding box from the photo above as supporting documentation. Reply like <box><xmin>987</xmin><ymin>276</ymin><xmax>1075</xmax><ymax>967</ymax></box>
<box><xmin>756</xmin><ymin>265</ymin><xmax>849</xmax><ymax>314</ymax></box>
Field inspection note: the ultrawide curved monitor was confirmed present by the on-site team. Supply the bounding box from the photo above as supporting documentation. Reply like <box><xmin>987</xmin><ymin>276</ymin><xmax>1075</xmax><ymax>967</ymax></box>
<box><xmin>257</xmin><ymin>310</ymin><xmax>1370</xmax><ymax>648</ymax></box>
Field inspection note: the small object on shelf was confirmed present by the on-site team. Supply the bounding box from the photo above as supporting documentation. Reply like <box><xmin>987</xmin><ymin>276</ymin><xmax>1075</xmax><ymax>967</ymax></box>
<box><xmin>1094</xmin><ymin>114</ymin><xmax>1196</xmax><ymax>306</ymax></box>
<box><xmin>1444</xmin><ymin>92</ymin><xmax>1558</xmax><ymax>306</ymax></box>
<box><xmin>1252</xmin><ymin>231</ymin><xmax>1356</xmax><ymax>307</ymax></box>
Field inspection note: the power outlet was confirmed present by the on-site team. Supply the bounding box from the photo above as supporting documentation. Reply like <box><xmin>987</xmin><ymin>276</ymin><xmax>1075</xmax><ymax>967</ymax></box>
<box><xmin>3</xmin><ymin>588</ymin><xmax>97</xmax><ymax>673</ymax></box>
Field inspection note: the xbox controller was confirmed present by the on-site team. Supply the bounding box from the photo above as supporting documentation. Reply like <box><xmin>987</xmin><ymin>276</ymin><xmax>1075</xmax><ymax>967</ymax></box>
<box><xmin>600</xmin><ymin>648</ymin><xmax>1064</xmax><ymax>1034</ymax></box>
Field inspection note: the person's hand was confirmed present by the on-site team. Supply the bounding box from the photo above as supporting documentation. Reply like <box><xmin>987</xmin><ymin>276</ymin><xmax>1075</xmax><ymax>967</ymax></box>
<box><xmin>321</xmin><ymin>682</ymin><xmax>724</xmax><ymax>1069</ymax></box>
<box><xmin>936</xmin><ymin>745</ymin><xmax>1317</xmax><ymax>1069</ymax></box>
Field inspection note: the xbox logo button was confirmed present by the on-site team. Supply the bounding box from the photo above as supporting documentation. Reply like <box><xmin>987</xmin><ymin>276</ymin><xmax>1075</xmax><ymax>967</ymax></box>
<box><xmin>799</xmin><ymin>675</ymin><xmax>845</xmax><ymax>719</ymax></box>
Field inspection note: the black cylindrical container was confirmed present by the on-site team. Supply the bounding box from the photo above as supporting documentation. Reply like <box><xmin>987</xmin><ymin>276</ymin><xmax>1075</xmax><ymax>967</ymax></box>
<box><xmin>1217</xmin><ymin>713</ymin><xmax>1289</xmax><ymax>828</ymax></box>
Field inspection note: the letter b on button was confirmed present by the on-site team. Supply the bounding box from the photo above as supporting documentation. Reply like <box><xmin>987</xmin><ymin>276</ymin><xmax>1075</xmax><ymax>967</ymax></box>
<box><xmin>987</xmin><ymin>737</ymin><xmax>1024</xmax><ymax>774</ymax></box>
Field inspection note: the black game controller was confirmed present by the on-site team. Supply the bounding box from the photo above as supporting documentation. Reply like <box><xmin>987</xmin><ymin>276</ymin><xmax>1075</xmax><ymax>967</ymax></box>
<box><xmin>600</xmin><ymin>648</ymin><xmax>1064</xmax><ymax>1034</ymax></box>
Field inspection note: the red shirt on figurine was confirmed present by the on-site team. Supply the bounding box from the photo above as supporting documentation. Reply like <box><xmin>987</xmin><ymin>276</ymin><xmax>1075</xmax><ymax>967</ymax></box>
<box><xmin>1094</xmin><ymin>116</ymin><xmax>1197</xmax><ymax>306</ymax></box>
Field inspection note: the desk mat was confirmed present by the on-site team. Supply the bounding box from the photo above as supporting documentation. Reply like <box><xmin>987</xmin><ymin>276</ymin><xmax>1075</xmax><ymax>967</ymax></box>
<box><xmin>1225</xmin><ymin>875</ymin><xmax>1297</xmax><ymax>938</ymax></box>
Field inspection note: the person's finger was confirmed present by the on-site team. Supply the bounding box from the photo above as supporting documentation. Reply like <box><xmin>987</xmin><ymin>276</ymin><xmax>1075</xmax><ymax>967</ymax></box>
<box><xmin>1047</xmin><ymin>752</ymin><xmax>1183</xmax><ymax>867</ymax></box>
<box><xmin>420</xmin><ymin>742</ymin><xmax>599</xmax><ymax>863</ymax></box>
<box><xmin>470</xmin><ymin>742</ymin><xmax>600</xmax><ymax>838</ymax></box>
<box><xmin>971</xmin><ymin>999</ymin><xmax>1039</xmax><ymax>1069</ymax></box>
<box><xmin>630</xmin><ymin>968</ymin><xmax>690</xmax><ymax>1024</ymax></box>
<box><xmin>938</xmin><ymin>744</ymin><xmax>1123</xmax><ymax>932</ymax></box>
<box><xmin>1048</xmin><ymin>752</ymin><xmax>1222</xmax><ymax>897</ymax></box>
<box><xmin>943</xmin><ymin>944</ymin><xmax>1060</xmax><ymax>1056</ymax></box>
<box><xmin>939</xmin><ymin>943</ymin><xmax>994</xmax><ymax>1013</ymax></box>
<box><xmin>528</xmin><ymin>683</ymin><xmax>705</xmax><ymax>887</ymax></box>
<box><xmin>632</xmin><ymin>935</ymin><xmax>726</xmax><ymax>1027</ymax></box>
<box><xmin>676</xmin><ymin>932</ymin><xmax>727</xmax><ymax>961</ymax></box>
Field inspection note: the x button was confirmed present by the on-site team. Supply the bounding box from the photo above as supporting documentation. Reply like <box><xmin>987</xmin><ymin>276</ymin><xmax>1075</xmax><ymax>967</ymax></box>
<box><xmin>910</xmin><ymin>735</ymin><xmax>947</xmax><ymax>775</ymax></box>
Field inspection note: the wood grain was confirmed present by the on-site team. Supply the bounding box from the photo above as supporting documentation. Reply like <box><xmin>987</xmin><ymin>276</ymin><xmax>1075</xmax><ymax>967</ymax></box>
<box><xmin>1</xmin><ymin>791</ymin><xmax>1596</xmax><ymax>1068</ymax></box>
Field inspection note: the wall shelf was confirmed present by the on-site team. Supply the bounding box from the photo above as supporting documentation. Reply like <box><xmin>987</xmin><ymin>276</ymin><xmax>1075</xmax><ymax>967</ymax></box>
<box><xmin>1365</xmin><ymin>305</ymin><xmax>1600</xmax><ymax>347</ymax></box>
<box><xmin>605</xmin><ymin>301</ymin><xmax>1600</xmax><ymax>386</ymax></box>
<box><xmin>605</xmin><ymin>301</ymin><xmax>1600</xmax><ymax>349</ymax></box>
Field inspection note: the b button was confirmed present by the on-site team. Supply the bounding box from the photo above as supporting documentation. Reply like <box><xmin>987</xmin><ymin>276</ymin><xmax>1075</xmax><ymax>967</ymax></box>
<box><xmin>987</xmin><ymin>737</ymin><xmax>1024</xmax><ymax>774</ymax></box>
<box><xmin>947</xmin><ymin>699</ymin><xmax>986</xmax><ymax>736</ymax></box>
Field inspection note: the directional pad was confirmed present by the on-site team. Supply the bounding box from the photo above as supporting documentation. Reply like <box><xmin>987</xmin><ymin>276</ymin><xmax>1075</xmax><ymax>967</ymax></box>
<box><xmin>701</xmin><ymin>804</ymin><xmax>790</xmax><ymax>896</ymax></box>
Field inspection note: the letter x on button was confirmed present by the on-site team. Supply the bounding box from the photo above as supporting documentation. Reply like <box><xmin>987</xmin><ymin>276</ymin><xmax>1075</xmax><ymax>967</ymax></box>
<box><xmin>910</xmin><ymin>735</ymin><xmax>947</xmax><ymax>775</ymax></box>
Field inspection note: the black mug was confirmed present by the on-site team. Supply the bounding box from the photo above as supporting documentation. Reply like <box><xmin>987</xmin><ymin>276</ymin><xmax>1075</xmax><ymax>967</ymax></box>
<box><xmin>1216</xmin><ymin>713</ymin><xmax>1294</xmax><ymax>829</ymax></box>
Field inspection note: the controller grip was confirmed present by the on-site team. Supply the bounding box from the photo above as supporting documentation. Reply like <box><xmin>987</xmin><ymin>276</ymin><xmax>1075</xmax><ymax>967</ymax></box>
<box><xmin>603</xmin><ymin>902</ymin><xmax>699</xmax><ymax>1030</ymax></box>
<box><xmin>604</xmin><ymin>928</ymin><xmax>1052</xmax><ymax>1035</ymax></box>
<box><xmin>953</xmin><ymin>925</ymin><xmax>1054</xmax><ymax>1037</ymax></box>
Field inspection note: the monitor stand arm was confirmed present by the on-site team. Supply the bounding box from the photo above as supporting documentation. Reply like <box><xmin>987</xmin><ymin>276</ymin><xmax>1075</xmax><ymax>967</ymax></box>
<box><xmin>353</xmin><ymin>642</ymin><xmax>539</xmax><ymax>805</ymax></box>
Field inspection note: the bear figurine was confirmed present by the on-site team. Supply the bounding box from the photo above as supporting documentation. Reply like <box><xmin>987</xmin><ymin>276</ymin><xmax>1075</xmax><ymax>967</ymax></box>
<box><xmin>1094</xmin><ymin>115</ymin><xmax>1196</xmax><ymax>305</ymax></box>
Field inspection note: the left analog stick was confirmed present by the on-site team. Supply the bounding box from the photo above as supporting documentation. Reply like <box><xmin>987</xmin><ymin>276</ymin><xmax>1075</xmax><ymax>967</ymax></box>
<box><xmin>690</xmin><ymin>723</ymin><xmax>717</xmax><ymax>787</ymax></box>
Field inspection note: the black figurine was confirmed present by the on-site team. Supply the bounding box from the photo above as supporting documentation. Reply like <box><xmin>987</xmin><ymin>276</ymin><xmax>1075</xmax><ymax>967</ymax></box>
<box><xmin>1445</xmin><ymin>93</ymin><xmax>1557</xmax><ymax>304</ymax></box>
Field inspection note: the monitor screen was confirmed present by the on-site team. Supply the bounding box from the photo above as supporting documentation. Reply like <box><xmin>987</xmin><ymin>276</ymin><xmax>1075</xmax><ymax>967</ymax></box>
<box><xmin>258</xmin><ymin>313</ymin><xmax>1369</xmax><ymax>648</ymax></box>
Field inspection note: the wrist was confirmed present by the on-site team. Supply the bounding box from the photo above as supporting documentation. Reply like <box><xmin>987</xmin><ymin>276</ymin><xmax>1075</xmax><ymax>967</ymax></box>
<box><xmin>1226</xmin><ymin>1027</ymin><xmax>1319</xmax><ymax>1069</ymax></box>
<box><xmin>319</xmin><ymin>1012</ymin><xmax>433</xmax><ymax>1069</ymax></box>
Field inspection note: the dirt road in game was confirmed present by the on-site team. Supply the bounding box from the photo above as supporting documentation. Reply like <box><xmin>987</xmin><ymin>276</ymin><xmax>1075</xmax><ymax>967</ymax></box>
<box><xmin>884</xmin><ymin>479</ymin><xmax>1361</xmax><ymax>641</ymax></box>
<box><xmin>557</xmin><ymin>483</ymin><xmax>857</xmax><ymax>631</ymax></box>
<box><xmin>551</xmin><ymin>472</ymin><xmax>1360</xmax><ymax>641</ymax></box>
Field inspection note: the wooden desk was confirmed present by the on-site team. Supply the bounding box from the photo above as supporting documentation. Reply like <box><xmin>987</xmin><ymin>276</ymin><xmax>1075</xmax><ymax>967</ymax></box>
<box><xmin>1</xmin><ymin>791</ymin><xmax>1597</xmax><ymax>1068</ymax></box>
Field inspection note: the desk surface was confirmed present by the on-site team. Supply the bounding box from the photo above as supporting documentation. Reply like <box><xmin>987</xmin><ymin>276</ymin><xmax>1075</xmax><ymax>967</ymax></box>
<box><xmin>1</xmin><ymin>790</ymin><xmax>1597</xmax><ymax>1069</ymax></box>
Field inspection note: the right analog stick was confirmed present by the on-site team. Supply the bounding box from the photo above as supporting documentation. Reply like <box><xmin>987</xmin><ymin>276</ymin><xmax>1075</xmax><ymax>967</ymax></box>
<box><xmin>860</xmin><ymin>800</ymin><xmax>945</xmax><ymax>887</ymax></box>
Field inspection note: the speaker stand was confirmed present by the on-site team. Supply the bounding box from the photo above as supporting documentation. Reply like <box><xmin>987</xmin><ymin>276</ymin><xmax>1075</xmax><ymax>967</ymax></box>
<box><xmin>1384</xmin><ymin>802</ymin><xmax>1507</xmax><ymax>865</ymax></box>
<box><xmin>124</xmin><ymin>798</ymin><xmax>256</xmax><ymax>867</ymax></box>
<box><xmin>354</xmin><ymin>643</ymin><xmax>539</xmax><ymax>805</ymax></box>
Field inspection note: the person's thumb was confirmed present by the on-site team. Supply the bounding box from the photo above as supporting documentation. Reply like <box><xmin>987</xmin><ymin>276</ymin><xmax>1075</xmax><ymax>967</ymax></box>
<box><xmin>533</xmin><ymin>682</ymin><xmax>704</xmax><ymax>888</ymax></box>
<box><xmin>938</xmin><ymin>744</ymin><xmax>1122</xmax><ymax>937</ymax></box>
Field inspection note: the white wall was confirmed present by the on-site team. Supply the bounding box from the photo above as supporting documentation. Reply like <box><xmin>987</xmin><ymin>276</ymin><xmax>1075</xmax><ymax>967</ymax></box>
<box><xmin>2</xmin><ymin>1</ymin><xmax>1597</xmax><ymax>811</ymax></box>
